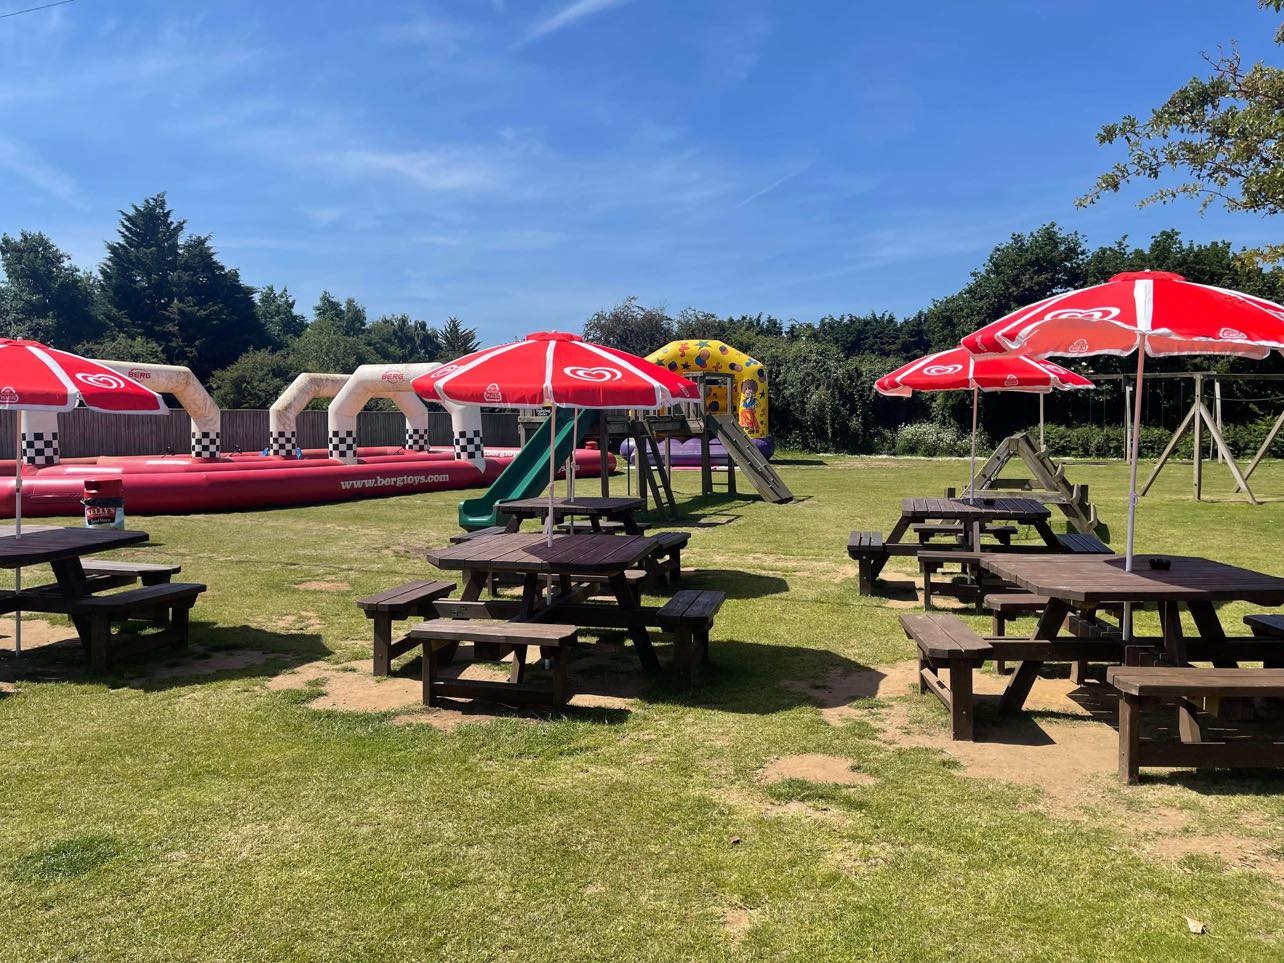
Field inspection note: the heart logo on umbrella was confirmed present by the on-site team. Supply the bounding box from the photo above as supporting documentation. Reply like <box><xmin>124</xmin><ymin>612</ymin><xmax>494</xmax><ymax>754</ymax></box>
<box><xmin>922</xmin><ymin>364</ymin><xmax>963</xmax><ymax>376</ymax></box>
<box><xmin>564</xmin><ymin>366</ymin><xmax>622</xmax><ymax>382</ymax></box>
<box><xmin>1046</xmin><ymin>307</ymin><xmax>1120</xmax><ymax>323</ymax></box>
<box><xmin>75</xmin><ymin>372</ymin><xmax>127</xmax><ymax>390</ymax></box>
<box><xmin>1219</xmin><ymin>327</ymin><xmax>1248</xmax><ymax>339</ymax></box>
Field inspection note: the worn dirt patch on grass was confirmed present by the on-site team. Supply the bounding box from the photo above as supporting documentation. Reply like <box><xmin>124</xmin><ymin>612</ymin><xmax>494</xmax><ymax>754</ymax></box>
<box><xmin>722</xmin><ymin>907</ymin><xmax>754</xmax><ymax>940</ymax></box>
<box><xmin>1151</xmin><ymin>832</ymin><xmax>1284</xmax><ymax>879</ymax></box>
<box><xmin>269</xmin><ymin>611</ymin><xmax>323</xmax><ymax>633</ymax></box>
<box><xmin>293</xmin><ymin>581</ymin><xmax>351</xmax><ymax>593</ymax></box>
<box><xmin>783</xmin><ymin>660</ymin><xmax>921</xmax><ymax>725</ymax></box>
<box><xmin>137</xmin><ymin>649</ymin><xmax>275</xmax><ymax>681</ymax></box>
<box><xmin>0</xmin><ymin>618</ymin><xmax>78</xmax><ymax>650</ymax></box>
<box><xmin>759</xmin><ymin>754</ymin><xmax>877</xmax><ymax>786</ymax></box>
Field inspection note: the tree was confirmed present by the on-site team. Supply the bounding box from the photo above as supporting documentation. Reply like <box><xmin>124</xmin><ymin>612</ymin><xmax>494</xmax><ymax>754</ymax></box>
<box><xmin>368</xmin><ymin>313</ymin><xmax>441</xmax><ymax>361</ymax></box>
<box><xmin>1078</xmin><ymin>1</ymin><xmax>1284</xmax><ymax>260</ymax></box>
<box><xmin>166</xmin><ymin>235</ymin><xmax>268</xmax><ymax>379</ymax></box>
<box><xmin>438</xmin><ymin>315</ymin><xmax>480</xmax><ymax>357</ymax></box>
<box><xmin>257</xmin><ymin>285</ymin><xmax>307</xmax><ymax>348</ymax></box>
<box><xmin>99</xmin><ymin>193</ymin><xmax>184</xmax><ymax>340</ymax></box>
<box><xmin>209</xmin><ymin>348</ymin><xmax>297</xmax><ymax>410</ymax></box>
<box><xmin>0</xmin><ymin>231</ymin><xmax>99</xmax><ymax>345</ymax></box>
<box><xmin>311</xmin><ymin>291</ymin><xmax>367</xmax><ymax>337</ymax></box>
<box><xmin>76</xmin><ymin>333</ymin><xmax>167</xmax><ymax>364</ymax></box>
<box><xmin>582</xmin><ymin>297</ymin><xmax>673</xmax><ymax>356</ymax></box>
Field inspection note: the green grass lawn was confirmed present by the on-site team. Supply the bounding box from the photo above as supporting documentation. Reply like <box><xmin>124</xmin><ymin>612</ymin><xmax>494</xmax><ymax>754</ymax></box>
<box><xmin>4</xmin><ymin>454</ymin><xmax>1284</xmax><ymax>961</ymax></box>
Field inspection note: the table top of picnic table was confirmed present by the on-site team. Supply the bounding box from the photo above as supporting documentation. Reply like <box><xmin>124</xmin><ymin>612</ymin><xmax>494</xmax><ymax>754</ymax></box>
<box><xmin>980</xmin><ymin>553</ymin><xmax>1284</xmax><ymax>604</ymax></box>
<box><xmin>426</xmin><ymin>532</ymin><xmax>657</xmax><ymax>574</ymax></box>
<box><xmin>900</xmin><ymin>496</ymin><xmax>1051</xmax><ymax>523</ymax></box>
<box><xmin>0</xmin><ymin>526</ymin><xmax>148</xmax><ymax>568</ymax></box>
<box><xmin>496</xmin><ymin>496</ymin><xmax>644</xmax><ymax>518</ymax></box>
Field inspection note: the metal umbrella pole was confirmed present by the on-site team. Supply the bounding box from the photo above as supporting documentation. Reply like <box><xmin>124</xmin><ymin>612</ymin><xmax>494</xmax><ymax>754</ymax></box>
<box><xmin>12</xmin><ymin>414</ymin><xmax>21</xmax><ymax>655</ymax></box>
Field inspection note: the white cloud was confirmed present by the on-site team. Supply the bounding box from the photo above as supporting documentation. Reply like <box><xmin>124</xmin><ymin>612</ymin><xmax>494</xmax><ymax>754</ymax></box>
<box><xmin>521</xmin><ymin>0</ymin><xmax>635</xmax><ymax>45</ymax></box>
<box><xmin>0</xmin><ymin>137</ymin><xmax>78</xmax><ymax>204</ymax></box>
<box><xmin>324</xmin><ymin>149</ymin><xmax>508</xmax><ymax>193</ymax></box>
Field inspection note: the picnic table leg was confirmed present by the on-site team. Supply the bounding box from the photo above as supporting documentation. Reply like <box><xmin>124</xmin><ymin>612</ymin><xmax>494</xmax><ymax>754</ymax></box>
<box><xmin>49</xmin><ymin>557</ymin><xmax>94</xmax><ymax>645</ymax></box>
<box><xmin>589</xmin><ymin>516</ymin><xmax>602</xmax><ymax>533</ymax></box>
<box><xmin>1118</xmin><ymin>691</ymin><xmax>1141</xmax><ymax>784</ymax></box>
<box><xmin>1000</xmin><ymin>597</ymin><xmax>1069</xmax><ymax>714</ymax></box>
<box><xmin>620</xmin><ymin>514</ymin><xmax>642</xmax><ymax>536</ymax></box>
<box><xmin>609</xmin><ymin>572</ymin><xmax>661</xmax><ymax>675</ymax></box>
<box><xmin>1187</xmin><ymin>601</ymin><xmax>1237</xmax><ymax>668</ymax></box>
<box><xmin>457</xmin><ymin>571</ymin><xmax>490</xmax><ymax>662</ymax></box>
<box><xmin>372</xmin><ymin>614</ymin><xmax>394</xmax><ymax>676</ymax></box>
<box><xmin>1033</xmin><ymin>519</ymin><xmax>1061</xmax><ymax>549</ymax></box>
<box><xmin>1157</xmin><ymin>601</ymin><xmax>1187</xmax><ymax>665</ymax></box>
<box><xmin>504</xmin><ymin>516</ymin><xmax>522</xmax><ymax>533</ymax></box>
<box><xmin>872</xmin><ymin>516</ymin><xmax>912</xmax><ymax>579</ymax></box>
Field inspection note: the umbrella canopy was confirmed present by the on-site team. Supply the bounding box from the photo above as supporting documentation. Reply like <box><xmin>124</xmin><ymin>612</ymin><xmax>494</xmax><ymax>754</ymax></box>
<box><xmin>961</xmin><ymin>271</ymin><xmax>1284</xmax><ymax>359</ymax></box>
<box><xmin>875</xmin><ymin>346</ymin><xmax>1094</xmax><ymax>396</ymax></box>
<box><xmin>0</xmin><ymin>339</ymin><xmax>167</xmax><ymax>413</ymax></box>
<box><xmin>415</xmin><ymin>331</ymin><xmax>700</xmax><ymax>546</ymax></box>
<box><xmin>412</xmin><ymin>331</ymin><xmax>701</xmax><ymax>409</ymax></box>
<box><xmin>877</xmin><ymin>346</ymin><xmax>1094</xmax><ymax>495</ymax></box>
<box><xmin>959</xmin><ymin>270</ymin><xmax>1284</xmax><ymax>611</ymax></box>
<box><xmin>0</xmin><ymin>339</ymin><xmax>164</xmax><ymax>656</ymax></box>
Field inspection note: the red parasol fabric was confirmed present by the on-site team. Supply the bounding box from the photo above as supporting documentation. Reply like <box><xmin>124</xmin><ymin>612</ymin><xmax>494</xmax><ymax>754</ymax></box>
<box><xmin>412</xmin><ymin>331</ymin><xmax>701</xmax><ymax>409</ymax></box>
<box><xmin>875</xmin><ymin>346</ymin><xmax>1093</xmax><ymax>396</ymax></box>
<box><xmin>961</xmin><ymin>271</ymin><xmax>1284</xmax><ymax>359</ymax></box>
<box><xmin>0</xmin><ymin>339</ymin><xmax>167</xmax><ymax>413</ymax></box>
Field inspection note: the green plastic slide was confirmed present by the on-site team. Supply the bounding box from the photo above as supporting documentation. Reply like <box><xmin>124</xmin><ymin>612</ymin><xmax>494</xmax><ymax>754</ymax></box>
<box><xmin>457</xmin><ymin>408</ymin><xmax>601</xmax><ymax>530</ymax></box>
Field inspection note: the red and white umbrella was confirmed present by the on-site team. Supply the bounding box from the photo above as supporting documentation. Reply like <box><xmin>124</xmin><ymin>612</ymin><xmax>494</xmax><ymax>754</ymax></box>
<box><xmin>0</xmin><ymin>339</ymin><xmax>165</xmax><ymax>653</ymax></box>
<box><xmin>877</xmin><ymin>346</ymin><xmax>1094</xmax><ymax>493</ymax></box>
<box><xmin>961</xmin><ymin>270</ymin><xmax>1284</xmax><ymax>577</ymax></box>
<box><xmin>414</xmin><ymin>331</ymin><xmax>700</xmax><ymax>544</ymax></box>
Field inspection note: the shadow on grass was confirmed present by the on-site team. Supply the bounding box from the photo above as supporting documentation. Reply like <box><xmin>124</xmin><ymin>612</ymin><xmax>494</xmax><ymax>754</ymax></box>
<box><xmin>3</xmin><ymin>620</ymin><xmax>328</xmax><ymax>693</ymax></box>
<box><xmin>681</xmin><ymin>569</ymin><xmax>789</xmax><ymax>599</ymax></box>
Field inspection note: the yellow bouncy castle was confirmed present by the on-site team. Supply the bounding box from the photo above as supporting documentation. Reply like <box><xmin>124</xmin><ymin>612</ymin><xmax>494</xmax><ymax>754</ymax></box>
<box><xmin>645</xmin><ymin>340</ymin><xmax>775</xmax><ymax>462</ymax></box>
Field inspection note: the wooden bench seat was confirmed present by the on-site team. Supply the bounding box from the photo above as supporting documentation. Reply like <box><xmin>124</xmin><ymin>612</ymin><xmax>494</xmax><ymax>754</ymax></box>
<box><xmin>356</xmin><ymin>580</ymin><xmax>456</xmax><ymax>675</ymax></box>
<box><xmin>847</xmin><ymin>531</ymin><xmax>887</xmax><ymax>594</ymax></box>
<box><xmin>918</xmin><ymin>551</ymin><xmax>1009</xmax><ymax>609</ymax></box>
<box><xmin>59</xmin><ymin>582</ymin><xmax>206</xmax><ymax>670</ymax></box>
<box><xmin>408</xmin><ymin>619</ymin><xmax>577</xmax><ymax>707</ymax></box>
<box><xmin>657</xmin><ymin>589</ymin><xmax>725</xmax><ymax>688</ymax></box>
<box><xmin>900</xmin><ymin>613</ymin><xmax>992</xmax><ymax>740</ymax></box>
<box><xmin>449</xmin><ymin>526</ymin><xmax>507</xmax><ymax>544</ymax></box>
<box><xmin>1245</xmin><ymin>614</ymin><xmax>1284</xmax><ymax>641</ymax></box>
<box><xmin>1057</xmin><ymin>532</ymin><xmax>1112</xmax><ymax>554</ymax></box>
<box><xmin>647</xmin><ymin>531</ymin><xmax>689</xmax><ymax>586</ymax></box>
<box><xmin>80</xmin><ymin>560</ymin><xmax>181</xmax><ymax>586</ymax></box>
<box><xmin>1108</xmin><ymin>666</ymin><xmax>1284</xmax><ymax>782</ymax></box>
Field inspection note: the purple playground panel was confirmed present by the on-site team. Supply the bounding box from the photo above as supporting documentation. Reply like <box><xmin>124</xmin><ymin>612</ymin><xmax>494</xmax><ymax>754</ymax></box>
<box><xmin>618</xmin><ymin>435</ymin><xmax>775</xmax><ymax>468</ymax></box>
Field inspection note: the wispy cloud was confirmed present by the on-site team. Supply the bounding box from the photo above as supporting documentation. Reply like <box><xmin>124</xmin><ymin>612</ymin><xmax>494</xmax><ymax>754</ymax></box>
<box><xmin>0</xmin><ymin>137</ymin><xmax>78</xmax><ymax>204</ymax></box>
<box><xmin>521</xmin><ymin>0</ymin><xmax>634</xmax><ymax>45</ymax></box>
<box><xmin>323</xmin><ymin>148</ymin><xmax>508</xmax><ymax>193</ymax></box>
<box><xmin>737</xmin><ymin>163</ymin><xmax>810</xmax><ymax>207</ymax></box>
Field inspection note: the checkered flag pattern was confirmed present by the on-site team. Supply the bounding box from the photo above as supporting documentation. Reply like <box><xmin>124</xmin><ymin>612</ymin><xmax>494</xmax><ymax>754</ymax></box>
<box><xmin>405</xmin><ymin>427</ymin><xmax>431</xmax><ymax>452</ymax></box>
<box><xmin>20</xmin><ymin>431</ymin><xmax>59</xmax><ymax>467</ymax></box>
<box><xmin>190</xmin><ymin>431</ymin><xmax>220</xmax><ymax>459</ymax></box>
<box><xmin>453</xmin><ymin>429</ymin><xmax>485</xmax><ymax>462</ymax></box>
<box><xmin>329</xmin><ymin>429</ymin><xmax>358</xmax><ymax>461</ymax></box>
<box><xmin>269</xmin><ymin>431</ymin><xmax>297</xmax><ymax>457</ymax></box>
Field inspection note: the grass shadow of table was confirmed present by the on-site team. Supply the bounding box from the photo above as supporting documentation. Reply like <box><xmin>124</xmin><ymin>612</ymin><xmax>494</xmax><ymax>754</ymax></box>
<box><xmin>678</xmin><ymin>569</ymin><xmax>789</xmax><ymax>599</ymax></box>
<box><xmin>1</xmin><ymin>619</ymin><xmax>329</xmax><ymax>693</ymax></box>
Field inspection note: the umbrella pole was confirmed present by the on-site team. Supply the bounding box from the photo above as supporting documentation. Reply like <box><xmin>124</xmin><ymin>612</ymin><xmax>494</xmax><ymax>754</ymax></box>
<box><xmin>13</xmin><ymin>414</ymin><xmax>21</xmax><ymax>656</ymax></box>
<box><xmin>1123</xmin><ymin>350</ymin><xmax>1146</xmax><ymax>642</ymax></box>
<box><xmin>1038</xmin><ymin>394</ymin><xmax>1045</xmax><ymax>451</ymax></box>
<box><xmin>547</xmin><ymin>405</ymin><xmax>556</xmax><ymax>548</ymax></box>
<box><xmin>967</xmin><ymin>387</ymin><xmax>979</xmax><ymax>498</ymax></box>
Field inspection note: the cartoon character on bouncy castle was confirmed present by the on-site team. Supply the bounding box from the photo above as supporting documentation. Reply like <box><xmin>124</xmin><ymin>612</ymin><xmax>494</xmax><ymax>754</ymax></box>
<box><xmin>738</xmin><ymin>379</ymin><xmax>761</xmax><ymax>434</ymax></box>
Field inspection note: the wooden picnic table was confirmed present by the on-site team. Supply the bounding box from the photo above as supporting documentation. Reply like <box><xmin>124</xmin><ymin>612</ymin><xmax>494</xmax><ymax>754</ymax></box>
<box><xmin>425</xmin><ymin>532</ymin><xmax>664</xmax><ymax>672</ymax></box>
<box><xmin>496</xmin><ymin>496</ymin><xmax>645</xmax><ymax>534</ymax></box>
<box><xmin>891</xmin><ymin>496</ymin><xmax>1059</xmax><ymax>552</ymax></box>
<box><xmin>979</xmin><ymin>553</ymin><xmax>1284</xmax><ymax>711</ymax></box>
<box><xmin>0</xmin><ymin>526</ymin><xmax>148</xmax><ymax>580</ymax></box>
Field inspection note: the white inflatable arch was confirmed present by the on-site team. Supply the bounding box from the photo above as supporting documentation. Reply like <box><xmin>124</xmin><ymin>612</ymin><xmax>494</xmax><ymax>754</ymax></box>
<box><xmin>326</xmin><ymin>363</ymin><xmax>472</xmax><ymax>465</ymax></box>
<box><xmin>20</xmin><ymin>360</ymin><xmax>220</xmax><ymax>465</ymax></box>
<box><xmin>267</xmin><ymin>373</ymin><xmax>350</xmax><ymax>456</ymax></box>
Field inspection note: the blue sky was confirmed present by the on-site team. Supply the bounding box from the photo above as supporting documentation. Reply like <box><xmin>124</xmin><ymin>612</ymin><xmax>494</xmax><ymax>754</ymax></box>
<box><xmin>0</xmin><ymin>0</ymin><xmax>1281</xmax><ymax>344</ymax></box>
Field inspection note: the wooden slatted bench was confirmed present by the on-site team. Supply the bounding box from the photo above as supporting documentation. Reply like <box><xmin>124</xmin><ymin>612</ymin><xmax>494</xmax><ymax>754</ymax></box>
<box><xmin>984</xmin><ymin>592</ymin><xmax>1048</xmax><ymax>636</ymax></box>
<box><xmin>53</xmin><ymin>583</ymin><xmax>206</xmax><ymax>671</ymax></box>
<box><xmin>647</xmin><ymin>531</ymin><xmax>689</xmax><ymax>586</ymax></box>
<box><xmin>900</xmin><ymin>613</ymin><xmax>993</xmax><ymax>740</ymax></box>
<box><xmin>408</xmin><ymin>619</ymin><xmax>577</xmax><ymax>707</ymax></box>
<box><xmin>1245</xmin><ymin>614</ymin><xmax>1284</xmax><ymax>639</ymax></box>
<box><xmin>80</xmin><ymin>560</ymin><xmax>181</xmax><ymax>586</ymax></box>
<box><xmin>847</xmin><ymin>531</ymin><xmax>887</xmax><ymax>594</ymax></box>
<box><xmin>449</xmin><ymin>526</ymin><xmax>507</xmax><ymax>544</ymax></box>
<box><xmin>1107</xmin><ymin>666</ymin><xmax>1284</xmax><ymax>783</ymax></box>
<box><xmin>1057</xmin><ymin>532</ymin><xmax>1112</xmax><ymax>554</ymax></box>
<box><xmin>657</xmin><ymin>589</ymin><xmax>725</xmax><ymax>688</ymax></box>
<box><xmin>356</xmin><ymin>580</ymin><xmax>456</xmax><ymax>676</ymax></box>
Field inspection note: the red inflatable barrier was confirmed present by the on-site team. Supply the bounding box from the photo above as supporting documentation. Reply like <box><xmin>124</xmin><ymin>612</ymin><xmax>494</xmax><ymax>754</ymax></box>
<box><xmin>0</xmin><ymin>448</ymin><xmax>613</xmax><ymax>517</ymax></box>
